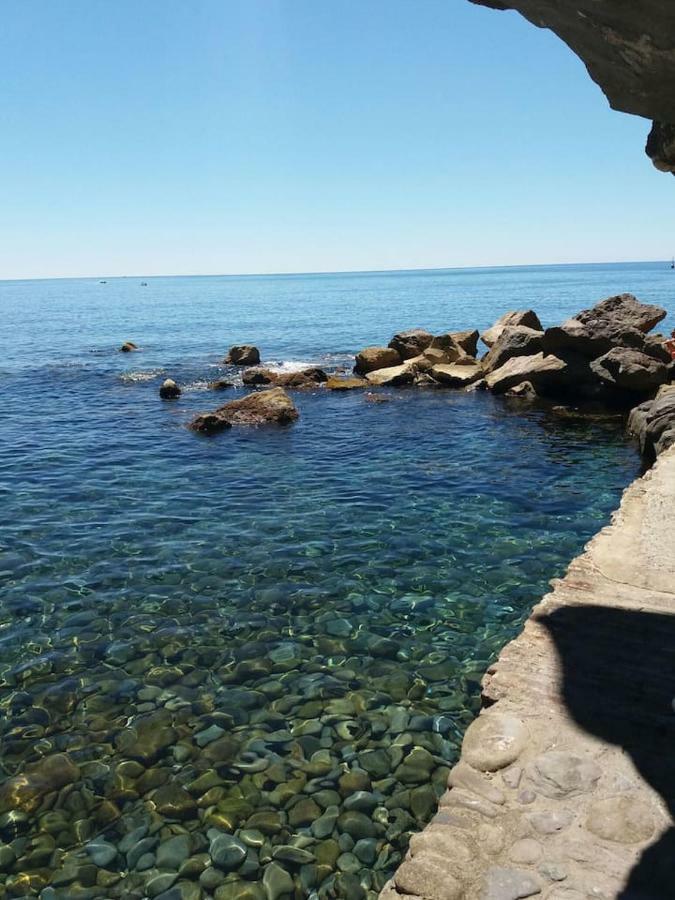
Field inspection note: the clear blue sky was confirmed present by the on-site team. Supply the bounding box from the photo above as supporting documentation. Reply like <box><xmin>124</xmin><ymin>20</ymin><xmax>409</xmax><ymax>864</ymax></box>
<box><xmin>1</xmin><ymin>0</ymin><xmax>673</xmax><ymax>279</ymax></box>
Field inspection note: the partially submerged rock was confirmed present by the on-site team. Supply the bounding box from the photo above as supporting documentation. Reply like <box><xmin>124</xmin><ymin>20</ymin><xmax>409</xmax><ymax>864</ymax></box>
<box><xmin>388</xmin><ymin>329</ymin><xmax>433</xmax><ymax>360</ymax></box>
<box><xmin>159</xmin><ymin>378</ymin><xmax>181</xmax><ymax>399</ymax></box>
<box><xmin>481</xmin><ymin>310</ymin><xmax>542</xmax><ymax>348</ymax></box>
<box><xmin>208</xmin><ymin>379</ymin><xmax>234</xmax><ymax>391</ymax></box>
<box><xmin>242</xmin><ymin>367</ymin><xmax>277</xmax><ymax>386</ymax></box>
<box><xmin>354</xmin><ymin>346</ymin><xmax>402</xmax><ymax>375</ymax></box>
<box><xmin>120</xmin><ymin>341</ymin><xmax>138</xmax><ymax>352</ymax></box>
<box><xmin>486</xmin><ymin>352</ymin><xmax>567</xmax><ymax>395</ymax></box>
<box><xmin>190</xmin><ymin>387</ymin><xmax>298</xmax><ymax>434</ymax></box>
<box><xmin>242</xmin><ymin>367</ymin><xmax>327</xmax><ymax>388</ymax></box>
<box><xmin>225</xmin><ymin>345</ymin><xmax>261</xmax><ymax>366</ymax></box>
<box><xmin>325</xmin><ymin>376</ymin><xmax>369</xmax><ymax>391</ymax></box>
<box><xmin>590</xmin><ymin>348</ymin><xmax>670</xmax><ymax>393</ymax></box>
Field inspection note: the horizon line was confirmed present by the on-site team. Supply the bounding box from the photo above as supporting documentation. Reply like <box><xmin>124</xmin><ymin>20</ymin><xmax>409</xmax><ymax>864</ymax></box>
<box><xmin>0</xmin><ymin>257</ymin><xmax>672</xmax><ymax>285</ymax></box>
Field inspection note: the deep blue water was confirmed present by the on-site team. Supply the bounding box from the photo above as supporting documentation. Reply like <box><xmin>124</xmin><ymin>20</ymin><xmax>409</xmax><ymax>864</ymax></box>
<box><xmin>0</xmin><ymin>262</ymin><xmax>666</xmax><ymax>898</ymax></box>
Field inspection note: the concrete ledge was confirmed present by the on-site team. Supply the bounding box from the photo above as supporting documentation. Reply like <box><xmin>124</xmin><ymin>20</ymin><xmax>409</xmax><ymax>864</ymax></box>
<box><xmin>382</xmin><ymin>446</ymin><xmax>675</xmax><ymax>899</ymax></box>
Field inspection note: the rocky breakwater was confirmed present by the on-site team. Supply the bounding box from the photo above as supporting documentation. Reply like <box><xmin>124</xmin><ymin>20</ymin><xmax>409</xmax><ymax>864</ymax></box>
<box><xmin>382</xmin><ymin>442</ymin><xmax>675</xmax><ymax>900</ymax></box>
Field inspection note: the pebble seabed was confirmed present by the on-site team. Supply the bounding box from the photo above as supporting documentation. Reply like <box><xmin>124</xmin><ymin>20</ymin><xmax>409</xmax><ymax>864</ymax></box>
<box><xmin>0</xmin><ymin>366</ymin><xmax>639</xmax><ymax>900</ymax></box>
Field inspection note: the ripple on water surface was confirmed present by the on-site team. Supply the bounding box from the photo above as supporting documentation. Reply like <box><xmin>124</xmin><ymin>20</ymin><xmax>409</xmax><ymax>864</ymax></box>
<box><xmin>0</xmin><ymin>357</ymin><xmax>640</xmax><ymax>898</ymax></box>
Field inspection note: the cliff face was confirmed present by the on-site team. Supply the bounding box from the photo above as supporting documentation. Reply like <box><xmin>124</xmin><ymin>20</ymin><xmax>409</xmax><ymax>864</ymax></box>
<box><xmin>470</xmin><ymin>1</ymin><xmax>675</xmax><ymax>173</ymax></box>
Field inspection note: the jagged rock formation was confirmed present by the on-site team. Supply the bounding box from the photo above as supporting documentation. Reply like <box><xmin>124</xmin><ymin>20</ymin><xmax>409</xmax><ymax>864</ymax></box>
<box><xmin>470</xmin><ymin>1</ymin><xmax>675</xmax><ymax>172</ymax></box>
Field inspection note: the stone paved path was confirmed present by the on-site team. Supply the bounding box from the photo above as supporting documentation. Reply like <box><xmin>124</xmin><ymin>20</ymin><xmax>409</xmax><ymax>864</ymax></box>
<box><xmin>382</xmin><ymin>446</ymin><xmax>675</xmax><ymax>900</ymax></box>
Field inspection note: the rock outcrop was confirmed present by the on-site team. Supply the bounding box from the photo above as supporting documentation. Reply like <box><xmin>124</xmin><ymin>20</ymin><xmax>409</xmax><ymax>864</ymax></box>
<box><xmin>469</xmin><ymin>1</ymin><xmax>675</xmax><ymax>173</ymax></box>
<box><xmin>190</xmin><ymin>387</ymin><xmax>298</xmax><ymax>434</ymax></box>
<box><xmin>225</xmin><ymin>345</ymin><xmax>261</xmax><ymax>366</ymax></box>
<box><xmin>590</xmin><ymin>347</ymin><xmax>670</xmax><ymax>392</ymax></box>
<box><xmin>481</xmin><ymin>325</ymin><xmax>544</xmax><ymax>373</ymax></box>
<box><xmin>628</xmin><ymin>384</ymin><xmax>675</xmax><ymax>461</ymax></box>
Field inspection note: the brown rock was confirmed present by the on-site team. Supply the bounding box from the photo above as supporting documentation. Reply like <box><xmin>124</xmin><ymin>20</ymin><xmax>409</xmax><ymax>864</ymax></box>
<box><xmin>428</xmin><ymin>333</ymin><xmax>469</xmax><ymax>361</ymax></box>
<box><xmin>481</xmin><ymin>311</ymin><xmax>542</xmax><ymax>348</ymax></box>
<box><xmin>120</xmin><ymin>341</ymin><xmax>138</xmax><ymax>352</ymax></box>
<box><xmin>325</xmin><ymin>376</ymin><xmax>369</xmax><ymax>391</ymax></box>
<box><xmin>431</xmin><ymin>361</ymin><xmax>483</xmax><ymax>387</ymax></box>
<box><xmin>153</xmin><ymin>783</ymin><xmax>198</xmax><ymax>820</ymax></box>
<box><xmin>159</xmin><ymin>378</ymin><xmax>181</xmax><ymax>399</ymax></box>
<box><xmin>242</xmin><ymin>367</ymin><xmax>277</xmax><ymax>385</ymax></box>
<box><xmin>190</xmin><ymin>387</ymin><xmax>298</xmax><ymax>433</ymax></box>
<box><xmin>590</xmin><ymin>348</ymin><xmax>669</xmax><ymax>392</ymax></box>
<box><xmin>481</xmin><ymin>326</ymin><xmax>544</xmax><ymax>373</ymax></box>
<box><xmin>225</xmin><ymin>345</ymin><xmax>261</xmax><ymax>366</ymax></box>
<box><xmin>365</xmin><ymin>364</ymin><xmax>415</xmax><ymax>386</ymax></box>
<box><xmin>486</xmin><ymin>352</ymin><xmax>567</xmax><ymax>395</ymax></box>
<box><xmin>354</xmin><ymin>346</ymin><xmax>402</xmax><ymax>375</ymax></box>
<box><xmin>388</xmin><ymin>328</ymin><xmax>433</xmax><ymax>359</ymax></box>
<box><xmin>208</xmin><ymin>380</ymin><xmax>234</xmax><ymax>391</ymax></box>
<box><xmin>450</xmin><ymin>329</ymin><xmax>480</xmax><ymax>356</ymax></box>
<box><xmin>0</xmin><ymin>753</ymin><xmax>80</xmax><ymax>815</ymax></box>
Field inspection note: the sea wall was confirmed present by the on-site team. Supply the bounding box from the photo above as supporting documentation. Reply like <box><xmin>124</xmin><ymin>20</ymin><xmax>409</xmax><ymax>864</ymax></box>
<box><xmin>381</xmin><ymin>443</ymin><xmax>675</xmax><ymax>898</ymax></box>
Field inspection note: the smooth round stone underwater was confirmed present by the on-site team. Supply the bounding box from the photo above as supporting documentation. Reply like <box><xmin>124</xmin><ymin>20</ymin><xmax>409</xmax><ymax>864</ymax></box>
<box><xmin>0</xmin><ymin>263</ymin><xmax>659</xmax><ymax>897</ymax></box>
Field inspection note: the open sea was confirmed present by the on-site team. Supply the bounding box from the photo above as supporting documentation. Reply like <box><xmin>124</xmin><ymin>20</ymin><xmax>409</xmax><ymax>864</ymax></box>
<box><xmin>0</xmin><ymin>261</ymin><xmax>671</xmax><ymax>899</ymax></box>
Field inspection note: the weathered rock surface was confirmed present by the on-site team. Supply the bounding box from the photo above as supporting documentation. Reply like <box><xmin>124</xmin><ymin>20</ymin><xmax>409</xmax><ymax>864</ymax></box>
<box><xmin>628</xmin><ymin>384</ymin><xmax>675</xmax><ymax>461</ymax></box>
<box><xmin>242</xmin><ymin>367</ymin><xmax>327</xmax><ymax>388</ymax></box>
<box><xmin>449</xmin><ymin>329</ymin><xmax>480</xmax><ymax>357</ymax></box>
<box><xmin>242</xmin><ymin>367</ymin><xmax>277</xmax><ymax>386</ymax></box>
<box><xmin>481</xmin><ymin>326</ymin><xmax>544</xmax><ymax>373</ymax></box>
<box><xmin>159</xmin><ymin>378</ymin><xmax>181</xmax><ymax>399</ymax></box>
<box><xmin>389</xmin><ymin>329</ymin><xmax>434</xmax><ymax>359</ymax></box>
<box><xmin>469</xmin><ymin>0</ymin><xmax>675</xmax><ymax>173</ymax></box>
<box><xmin>383</xmin><ymin>444</ymin><xmax>675</xmax><ymax>899</ymax></box>
<box><xmin>430</xmin><ymin>360</ymin><xmax>484</xmax><ymax>387</ymax></box>
<box><xmin>485</xmin><ymin>352</ymin><xmax>567</xmax><ymax>394</ymax></box>
<box><xmin>543</xmin><ymin>294</ymin><xmax>667</xmax><ymax>360</ymax></box>
<box><xmin>225</xmin><ymin>345</ymin><xmax>261</xmax><ymax>366</ymax></box>
<box><xmin>325</xmin><ymin>376</ymin><xmax>369</xmax><ymax>391</ymax></box>
<box><xmin>481</xmin><ymin>311</ymin><xmax>542</xmax><ymax>349</ymax></box>
<box><xmin>190</xmin><ymin>387</ymin><xmax>298</xmax><ymax>434</ymax></box>
<box><xmin>590</xmin><ymin>347</ymin><xmax>669</xmax><ymax>392</ymax></box>
<box><xmin>120</xmin><ymin>341</ymin><xmax>138</xmax><ymax>352</ymax></box>
<box><xmin>354</xmin><ymin>346</ymin><xmax>402</xmax><ymax>375</ymax></box>
<box><xmin>365</xmin><ymin>363</ymin><xmax>415</xmax><ymax>386</ymax></box>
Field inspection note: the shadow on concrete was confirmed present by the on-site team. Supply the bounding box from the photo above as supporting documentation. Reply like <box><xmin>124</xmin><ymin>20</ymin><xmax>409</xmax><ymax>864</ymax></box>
<box><xmin>538</xmin><ymin>605</ymin><xmax>675</xmax><ymax>898</ymax></box>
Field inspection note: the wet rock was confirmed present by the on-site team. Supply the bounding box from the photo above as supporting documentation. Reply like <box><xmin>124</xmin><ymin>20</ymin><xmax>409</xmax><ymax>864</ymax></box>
<box><xmin>85</xmin><ymin>841</ymin><xmax>117</xmax><ymax>867</ymax></box>
<box><xmin>225</xmin><ymin>345</ymin><xmax>261</xmax><ymax>366</ymax></box>
<box><xmin>242</xmin><ymin>367</ymin><xmax>277</xmax><ymax>386</ymax></box>
<box><xmin>358</xmin><ymin>749</ymin><xmax>391</xmax><ymax>779</ymax></box>
<box><xmin>389</xmin><ymin>328</ymin><xmax>434</xmax><ymax>359</ymax></box>
<box><xmin>156</xmin><ymin>835</ymin><xmax>191</xmax><ymax>870</ymax></box>
<box><xmin>0</xmin><ymin>752</ymin><xmax>80</xmax><ymax>814</ymax></box>
<box><xmin>337</xmin><ymin>810</ymin><xmax>377</xmax><ymax>840</ymax></box>
<box><xmin>365</xmin><ymin>363</ymin><xmax>415</xmax><ymax>386</ymax></box>
<box><xmin>190</xmin><ymin>387</ymin><xmax>298</xmax><ymax>433</ymax></box>
<box><xmin>486</xmin><ymin>353</ymin><xmax>567</xmax><ymax>395</ymax></box>
<box><xmin>209</xmin><ymin>832</ymin><xmax>247</xmax><ymax>870</ymax></box>
<box><xmin>120</xmin><ymin>341</ymin><xmax>138</xmax><ymax>352</ymax></box>
<box><xmin>262</xmin><ymin>861</ymin><xmax>294</xmax><ymax>899</ymax></box>
<box><xmin>461</xmin><ymin>713</ymin><xmax>528</xmax><ymax>771</ymax></box>
<box><xmin>153</xmin><ymin>783</ymin><xmax>198</xmax><ymax>820</ymax></box>
<box><xmin>482</xmin><ymin>326</ymin><xmax>544</xmax><ymax>373</ymax></box>
<box><xmin>275</xmin><ymin>369</ymin><xmax>327</xmax><ymax>388</ymax></box>
<box><xmin>585</xmin><ymin>795</ymin><xmax>656</xmax><ymax>843</ymax></box>
<box><xmin>288</xmin><ymin>797</ymin><xmax>321</xmax><ymax>827</ymax></box>
<box><xmin>481</xmin><ymin>311</ymin><xmax>542</xmax><ymax>348</ymax></box>
<box><xmin>208</xmin><ymin>379</ymin><xmax>234</xmax><ymax>390</ymax></box>
<box><xmin>325</xmin><ymin>375</ymin><xmax>369</xmax><ymax>390</ymax></box>
<box><xmin>159</xmin><ymin>378</ymin><xmax>181</xmax><ymax>399</ymax></box>
<box><xmin>354</xmin><ymin>346</ymin><xmax>402</xmax><ymax>375</ymax></box>
<box><xmin>272</xmin><ymin>844</ymin><xmax>315</xmax><ymax>864</ymax></box>
<box><xmin>590</xmin><ymin>347</ymin><xmax>669</xmax><ymax>392</ymax></box>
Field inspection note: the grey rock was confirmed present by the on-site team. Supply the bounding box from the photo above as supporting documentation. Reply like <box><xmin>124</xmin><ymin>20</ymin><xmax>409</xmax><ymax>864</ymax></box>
<box><xmin>156</xmin><ymin>835</ymin><xmax>191</xmax><ymax>870</ymax></box>
<box><xmin>462</xmin><ymin>713</ymin><xmax>528</xmax><ymax>771</ymax></box>
<box><xmin>527</xmin><ymin>810</ymin><xmax>574</xmax><ymax>835</ymax></box>
<box><xmin>209</xmin><ymin>833</ymin><xmax>247</xmax><ymax>870</ymax></box>
<box><xmin>526</xmin><ymin>751</ymin><xmax>601</xmax><ymax>799</ymax></box>
<box><xmin>590</xmin><ymin>347</ymin><xmax>669</xmax><ymax>392</ymax></box>
<box><xmin>482</xmin><ymin>326</ymin><xmax>544</xmax><ymax>373</ymax></box>
<box><xmin>85</xmin><ymin>841</ymin><xmax>117</xmax><ymax>867</ymax></box>
<box><xmin>483</xmin><ymin>866</ymin><xmax>542</xmax><ymax>900</ymax></box>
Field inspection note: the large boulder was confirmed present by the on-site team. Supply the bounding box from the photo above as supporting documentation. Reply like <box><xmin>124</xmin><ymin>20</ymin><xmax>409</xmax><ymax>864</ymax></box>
<box><xmin>628</xmin><ymin>385</ymin><xmax>675</xmax><ymax>461</ymax></box>
<box><xmin>428</xmin><ymin>333</ymin><xmax>469</xmax><ymax>360</ymax></box>
<box><xmin>543</xmin><ymin>294</ymin><xmax>667</xmax><ymax>359</ymax></box>
<box><xmin>449</xmin><ymin>329</ymin><xmax>480</xmax><ymax>357</ymax></box>
<box><xmin>354</xmin><ymin>346</ymin><xmax>402</xmax><ymax>375</ymax></box>
<box><xmin>481</xmin><ymin>310</ymin><xmax>542</xmax><ymax>348</ymax></box>
<box><xmin>486</xmin><ymin>352</ymin><xmax>567</xmax><ymax>394</ymax></box>
<box><xmin>388</xmin><ymin>329</ymin><xmax>433</xmax><ymax>359</ymax></box>
<box><xmin>226</xmin><ymin>345</ymin><xmax>261</xmax><ymax>366</ymax></box>
<box><xmin>365</xmin><ymin>364</ymin><xmax>415</xmax><ymax>386</ymax></box>
<box><xmin>590</xmin><ymin>348</ymin><xmax>670</xmax><ymax>393</ymax></box>
<box><xmin>190</xmin><ymin>387</ymin><xmax>298</xmax><ymax>434</ymax></box>
<box><xmin>481</xmin><ymin>326</ymin><xmax>544</xmax><ymax>373</ymax></box>
<box><xmin>431</xmin><ymin>360</ymin><xmax>483</xmax><ymax>388</ymax></box>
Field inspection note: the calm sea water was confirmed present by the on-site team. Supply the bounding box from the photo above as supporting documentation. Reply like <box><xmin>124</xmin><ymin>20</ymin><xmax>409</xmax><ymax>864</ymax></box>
<box><xmin>0</xmin><ymin>262</ymin><xmax>667</xmax><ymax>899</ymax></box>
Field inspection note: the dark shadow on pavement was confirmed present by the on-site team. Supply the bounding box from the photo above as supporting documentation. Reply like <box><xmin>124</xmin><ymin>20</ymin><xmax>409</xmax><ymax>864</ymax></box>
<box><xmin>538</xmin><ymin>605</ymin><xmax>675</xmax><ymax>899</ymax></box>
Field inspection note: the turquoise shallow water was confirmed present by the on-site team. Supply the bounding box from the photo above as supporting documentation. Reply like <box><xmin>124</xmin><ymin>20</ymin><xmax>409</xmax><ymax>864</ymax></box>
<box><xmin>0</xmin><ymin>263</ymin><xmax>666</xmax><ymax>898</ymax></box>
